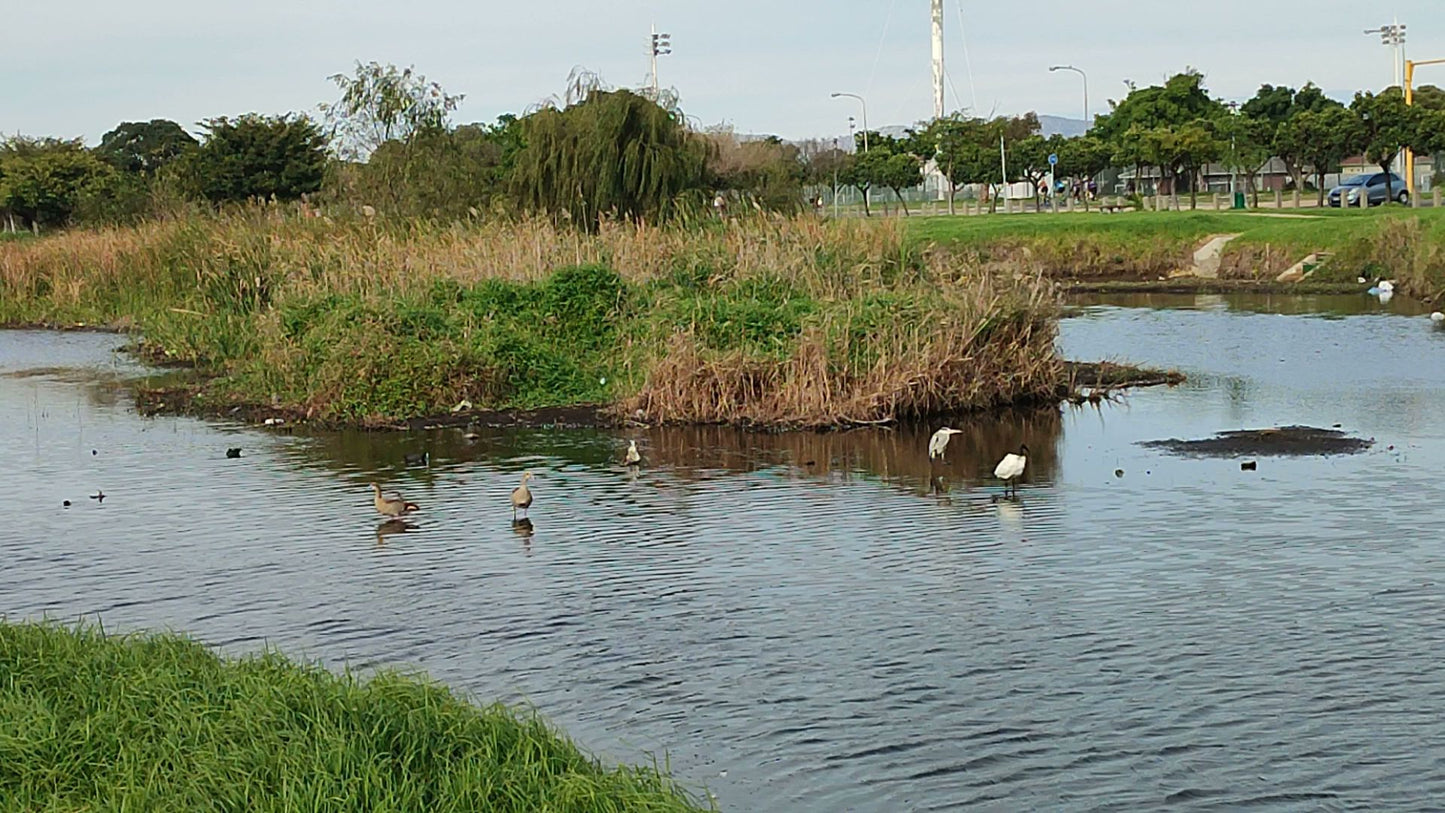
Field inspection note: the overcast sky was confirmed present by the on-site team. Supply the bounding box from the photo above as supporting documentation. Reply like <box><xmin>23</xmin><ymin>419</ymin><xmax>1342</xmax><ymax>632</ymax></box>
<box><xmin>3</xmin><ymin>1</ymin><xmax>1438</xmax><ymax>144</ymax></box>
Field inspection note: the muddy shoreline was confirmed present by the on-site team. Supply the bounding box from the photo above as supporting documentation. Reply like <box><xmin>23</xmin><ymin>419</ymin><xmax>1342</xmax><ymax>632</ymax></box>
<box><xmin>1062</xmin><ymin>279</ymin><xmax>1362</xmax><ymax>295</ymax></box>
<box><xmin>132</xmin><ymin>359</ymin><xmax>1182</xmax><ymax>432</ymax></box>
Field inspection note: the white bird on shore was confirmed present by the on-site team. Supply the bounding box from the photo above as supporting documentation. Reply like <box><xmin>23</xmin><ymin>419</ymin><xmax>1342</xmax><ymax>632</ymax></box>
<box><xmin>994</xmin><ymin>444</ymin><xmax>1029</xmax><ymax>497</ymax></box>
<box><xmin>929</xmin><ymin>427</ymin><xmax>964</xmax><ymax>460</ymax></box>
<box><xmin>1431</xmin><ymin>311</ymin><xmax>1444</xmax><ymax>323</ymax></box>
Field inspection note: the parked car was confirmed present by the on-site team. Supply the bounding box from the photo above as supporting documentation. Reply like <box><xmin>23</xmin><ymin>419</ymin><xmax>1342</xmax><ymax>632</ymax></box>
<box><xmin>1328</xmin><ymin>172</ymin><xmax>1409</xmax><ymax>207</ymax></box>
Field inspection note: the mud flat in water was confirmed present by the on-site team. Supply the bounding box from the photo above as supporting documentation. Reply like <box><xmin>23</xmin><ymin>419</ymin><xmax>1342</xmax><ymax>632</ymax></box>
<box><xmin>1139</xmin><ymin>425</ymin><xmax>1375</xmax><ymax>457</ymax></box>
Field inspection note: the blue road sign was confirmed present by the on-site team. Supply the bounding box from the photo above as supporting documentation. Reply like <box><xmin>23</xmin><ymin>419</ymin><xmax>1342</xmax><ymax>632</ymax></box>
<box><xmin>1048</xmin><ymin>153</ymin><xmax>1058</xmax><ymax>166</ymax></box>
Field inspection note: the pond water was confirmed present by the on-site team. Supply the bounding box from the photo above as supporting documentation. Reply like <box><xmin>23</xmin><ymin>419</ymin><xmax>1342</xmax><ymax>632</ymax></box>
<box><xmin>4</xmin><ymin>292</ymin><xmax>1445</xmax><ymax>811</ymax></box>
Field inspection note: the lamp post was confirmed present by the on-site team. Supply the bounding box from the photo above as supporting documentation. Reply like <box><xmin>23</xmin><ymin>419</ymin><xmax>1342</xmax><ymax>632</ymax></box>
<box><xmin>648</xmin><ymin>25</ymin><xmax>672</xmax><ymax>100</ymax></box>
<box><xmin>1365</xmin><ymin>23</ymin><xmax>1408</xmax><ymax>194</ymax></box>
<box><xmin>1364</xmin><ymin>22</ymin><xmax>1407</xmax><ymax>87</ymax></box>
<box><xmin>1048</xmin><ymin>65</ymin><xmax>1089</xmax><ymax>123</ymax></box>
<box><xmin>832</xmin><ymin>137</ymin><xmax>840</xmax><ymax>218</ymax></box>
<box><xmin>1226</xmin><ymin>101</ymin><xmax>1239</xmax><ymax>206</ymax></box>
<box><xmin>831</xmin><ymin>92</ymin><xmax>869</xmax><ymax>152</ymax></box>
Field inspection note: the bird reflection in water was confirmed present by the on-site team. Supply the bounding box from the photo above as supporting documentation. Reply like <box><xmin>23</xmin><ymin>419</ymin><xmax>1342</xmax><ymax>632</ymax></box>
<box><xmin>375</xmin><ymin>518</ymin><xmax>415</xmax><ymax>546</ymax></box>
<box><xmin>512</xmin><ymin>518</ymin><xmax>535</xmax><ymax>554</ymax></box>
<box><xmin>991</xmin><ymin>494</ymin><xmax>1023</xmax><ymax>531</ymax></box>
<box><xmin>928</xmin><ymin>474</ymin><xmax>955</xmax><ymax>505</ymax></box>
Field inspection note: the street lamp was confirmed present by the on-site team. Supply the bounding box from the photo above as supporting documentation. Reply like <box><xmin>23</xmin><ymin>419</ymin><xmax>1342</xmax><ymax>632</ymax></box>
<box><xmin>831</xmin><ymin>92</ymin><xmax>869</xmax><ymax>152</ymax></box>
<box><xmin>832</xmin><ymin>137</ymin><xmax>840</xmax><ymax>218</ymax></box>
<box><xmin>1224</xmin><ymin>101</ymin><xmax>1242</xmax><ymax>206</ymax></box>
<box><xmin>649</xmin><ymin>26</ymin><xmax>672</xmax><ymax>99</ymax></box>
<box><xmin>1364</xmin><ymin>23</ymin><xmax>1407</xmax><ymax>86</ymax></box>
<box><xmin>1048</xmin><ymin>65</ymin><xmax>1089</xmax><ymax>123</ymax></box>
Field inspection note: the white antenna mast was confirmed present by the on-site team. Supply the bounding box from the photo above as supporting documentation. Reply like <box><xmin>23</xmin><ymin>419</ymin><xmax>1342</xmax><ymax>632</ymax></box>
<box><xmin>931</xmin><ymin>0</ymin><xmax>945</xmax><ymax>118</ymax></box>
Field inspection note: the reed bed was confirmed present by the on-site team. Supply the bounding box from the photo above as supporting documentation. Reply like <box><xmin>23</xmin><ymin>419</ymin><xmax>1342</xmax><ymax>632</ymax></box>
<box><xmin>0</xmin><ymin>620</ymin><xmax>709</xmax><ymax>812</ymax></box>
<box><xmin>0</xmin><ymin>205</ymin><xmax>1062</xmax><ymax>427</ymax></box>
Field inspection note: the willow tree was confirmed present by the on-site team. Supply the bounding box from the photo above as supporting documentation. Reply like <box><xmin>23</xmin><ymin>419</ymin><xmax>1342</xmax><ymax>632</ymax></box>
<box><xmin>509</xmin><ymin>89</ymin><xmax>709</xmax><ymax>230</ymax></box>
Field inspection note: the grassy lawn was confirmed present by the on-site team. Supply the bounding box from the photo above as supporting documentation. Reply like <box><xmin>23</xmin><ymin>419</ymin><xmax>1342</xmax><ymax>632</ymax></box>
<box><xmin>907</xmin><ymin>207</ymin><xmax>1445</xmax><ymax>294</ymax></box>
<box><xmin>0</xmin><ymin>621</ymin><xmax>711</xmax><ymax>812</ymax></box>
<box><xmin>910</xmin><ymin>205</ymin><xmax>1444</xmax><ymax>245</ymax></box>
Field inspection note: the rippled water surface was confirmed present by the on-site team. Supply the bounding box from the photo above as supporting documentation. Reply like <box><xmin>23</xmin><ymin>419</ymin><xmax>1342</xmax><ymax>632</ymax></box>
<box><xmin>5</xmin><ymin>293</ymin><xmax>1445</xmax><ymax>811</ymax></box>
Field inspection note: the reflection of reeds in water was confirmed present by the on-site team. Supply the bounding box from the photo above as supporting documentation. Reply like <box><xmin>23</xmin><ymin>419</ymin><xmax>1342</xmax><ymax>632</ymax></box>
<box><xmin>636</xmin><ymin>407</ymin><xmax>1063</xmax><ymax>493</ymax></box>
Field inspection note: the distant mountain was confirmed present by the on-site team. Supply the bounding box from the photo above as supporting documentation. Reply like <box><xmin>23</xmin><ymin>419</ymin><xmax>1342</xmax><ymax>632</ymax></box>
<box><xmin>1038</xmin><ymin>115</ymin><xmax>1090</xmax><ymax>138</ymax></box>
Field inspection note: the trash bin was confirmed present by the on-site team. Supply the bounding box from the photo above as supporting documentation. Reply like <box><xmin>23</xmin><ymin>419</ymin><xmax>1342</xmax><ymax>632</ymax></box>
<box><xmin>1232</xmin><ymin>192</ymin><xmax>1246</xmax><ymax>210</ymax></box>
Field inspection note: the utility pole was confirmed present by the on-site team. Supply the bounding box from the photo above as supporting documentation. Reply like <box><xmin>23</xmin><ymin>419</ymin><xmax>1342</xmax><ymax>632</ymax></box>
<box><xmin>1365</xmin><ymin>22</ymin><xmax>1408</xmax><ymax>183</ymax></box>
<box><xmin>931</xmin><ymin>0</ymin><xmax>944</xmax><ymax>119</ymax></box>
<box><xmin>649</xmin><ymin>24</ymin><xmax>672</xmax><ymax>99</ymax></box>
<box><xmin>832</xmin><ymin>137</ymin><xmax>840</xmax><ymax>218</ymax></box>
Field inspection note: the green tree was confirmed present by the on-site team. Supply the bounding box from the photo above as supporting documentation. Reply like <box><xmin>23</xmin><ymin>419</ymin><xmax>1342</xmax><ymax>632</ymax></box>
<box><xmin>1219</xmin><ymin>112</ymin><xmax>1273</xmax><ymax>206</ymax></box>
<box><xmin>96</xmin><ymin>120</ymin><xmax>198</xmax><ymax>175</ymax></box>
<box><xmin>0</xmin><ymin>137</ymin><xmax>117</xmax><ymax>230</ymax></box>
<box><xmin>1412</xmin><ymin>84</ymin><xmax>1445</xmax><ymax>111</ymax></box>
<box><xmin>1240</xmin><ymin>84</ymin><xmax>1297</xmax><ymax>126</ymax></box>
<box><xmin>1092</xmin><ymin>71</ymin><xmax>1223</xmax><ymax>142</ymax></box>
<box><xmin>838</xmin><ymin>141</ymin><xmax>880</xmax><ymax>217</ymax></box>
<box><xmin>193</xmin><ymin>114</ymin><xmax>328</xmax><ymax>204</ymax></box>
<box><xmin>798</xmin><ymin>139</ymin><xmax>850</xmax><ymax>209</ymax></box>
<box><xmin>1011</xmin><ymin>134</ymin><xmax>1053</xmax><ymax>203</ymax></box>
<box><xmin>509</xmin><ymin>89</ymin><xmax>709</xmax><ymax>229</ymax></box>
<box><xmin>1055</xmin><ymin>135</ymin><xmax>1111</xmax><ymax>195</ymax></box>
<box><xmin>918</xmin><ymin>115</ymin><xmax>994</xmax><ymax>214</ymax></box>
<box><xmin>321</xmin><ymin>62</ymin><xmax>467</xmax><ymax>213</ymax></box>
<box><xmin>1092</xmin><ymin>71</ymin><xmax>1227</xmax><ymax>204</ymax></box>
<box><xmin>1254</xmin><ymin>83</ymin><xmax>1346</xmax><ymax>193</ymax></box>
<box><xmin>345</xmin><ymin>119</ymin><xmax>518</xmax><ymax>218</ymax></box>
<box><xmin>851</xmin><ymin>134</ymin><xmax>922</xmax><ymax>215</ymax></box>
<box><xmin>1351</xmin><ymin>88</ymin><xmax>1421</xmax><ymax>201</ymax></box>
<box><xmin>1279</xmin><ymin>106</ymin><xmax>1360</xmax><ymax>205</ymax></box>
<box><xmin>321</xmin><ymin>62</ymin><xmax>464</xmax><ymax>159</ymax></box>
<box><xmin>1174</xmin><ymin>121</ymin><xmax>1223</xmax><ymax>209</ymax></box>
<box><xmin>705</xmin><ymin>130</ymin><xmax>806</xmax><ymax>214</ymax></box>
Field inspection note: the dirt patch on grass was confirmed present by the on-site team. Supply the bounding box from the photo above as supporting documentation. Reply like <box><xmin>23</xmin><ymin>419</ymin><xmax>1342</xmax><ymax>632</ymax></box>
<box><xmin>1139</xmin><ymin>425</ymin><xmax>1374</xmax><ymax>457</ymax></box>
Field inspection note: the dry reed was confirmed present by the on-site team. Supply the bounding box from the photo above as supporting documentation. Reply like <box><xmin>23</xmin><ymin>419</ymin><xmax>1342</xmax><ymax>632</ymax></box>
<box><xmin>0</xmin><ymin>204</ymin><xmax>1064</xmax><ymax>427</ymax></box>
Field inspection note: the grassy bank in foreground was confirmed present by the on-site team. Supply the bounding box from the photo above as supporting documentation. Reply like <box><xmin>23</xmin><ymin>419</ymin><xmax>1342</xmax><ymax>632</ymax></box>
<box><xmin>0</xmin><ymin>621</ymin><xmax>709</xmax><ymax>812</ymax></box>
<box><xmin>911</xmin><ymin>208</ymin><xmax>1445</xmax><ymax>302</ymax></box>
<box><xmin>0</xmin><ymin>209</ymin><xmax>1060</xmax><ymax>427</ymax></box>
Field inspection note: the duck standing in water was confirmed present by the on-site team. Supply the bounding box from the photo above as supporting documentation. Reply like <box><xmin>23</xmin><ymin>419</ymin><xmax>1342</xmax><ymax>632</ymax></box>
<box><xmin>511</xmin><ymin>472</ymin><xmax>535</xmax><ymax>520</ymax></box>
<box><xmin>371</xmin><ymin>483</ymin><xmax>419</xmax><ymax>518</ymax></box>
<box><xmin>993</xmin><ymin>444</ymin><xmax>1029</xmax><ymax>498</ymax></box>
<box><xmin>625</xmin><ymin>440</ymin><xmax>642</xmax><ymax>467</ymax></box>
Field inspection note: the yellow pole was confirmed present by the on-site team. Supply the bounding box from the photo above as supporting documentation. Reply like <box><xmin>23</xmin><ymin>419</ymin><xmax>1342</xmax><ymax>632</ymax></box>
<box><xmin>1402</xmin><ymin>58</ymin><xmax>1445</xmax><ymax>202</ymax></box>
<box><xmin>1406</xmin><ymin>60</ymin><xmax>1416</xmax><ymax>201</ymax></box>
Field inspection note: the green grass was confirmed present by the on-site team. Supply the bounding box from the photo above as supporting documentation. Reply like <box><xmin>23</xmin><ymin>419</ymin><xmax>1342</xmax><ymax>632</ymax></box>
<box><xmin>908</xmin><ymin>206</ymin><xmax>1445</xmax><ymax>296</ymax></box>
<box><xmin>0</xmin><ymin>621</ymin><xmax>711</xmax><ymax>812</ymax></box>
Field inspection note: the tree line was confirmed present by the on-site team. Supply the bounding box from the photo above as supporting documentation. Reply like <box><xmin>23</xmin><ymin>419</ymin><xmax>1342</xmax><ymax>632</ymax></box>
<box><xmin>830</xmin><ymin>70</ymin><xmax>1445</xmax><ymax>215</ymax></box>
<box><xmin>4</xmin><ymin>63</ymin><xmax>1444</xmax><ymax>233</ymax></box>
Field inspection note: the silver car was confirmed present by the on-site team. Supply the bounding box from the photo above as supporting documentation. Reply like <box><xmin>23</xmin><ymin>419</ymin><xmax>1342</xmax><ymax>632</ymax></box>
<box><xmin>1328</xmin><ymin>172</ymin><xmax>1409</xmax><ymax>207</ymax></box>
